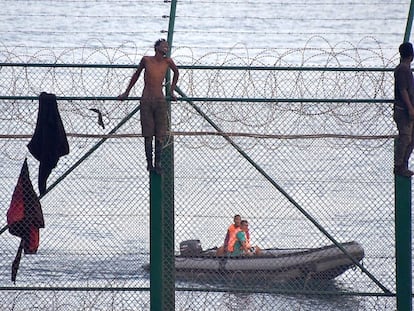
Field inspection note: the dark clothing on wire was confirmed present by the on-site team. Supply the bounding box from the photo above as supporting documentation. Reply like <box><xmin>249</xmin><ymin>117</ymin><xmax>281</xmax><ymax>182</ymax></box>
<box><xmin>27</xmin><ymin>92</ymin><xmax>69</xmax><ymax>195</ymax></box>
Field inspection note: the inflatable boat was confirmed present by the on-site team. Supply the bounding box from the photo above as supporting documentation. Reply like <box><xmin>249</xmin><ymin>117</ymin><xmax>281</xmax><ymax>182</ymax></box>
<box><xmin>172</xmin><ymin>240</ymin><xmax>365</xmax><ymax>283</ymax></box>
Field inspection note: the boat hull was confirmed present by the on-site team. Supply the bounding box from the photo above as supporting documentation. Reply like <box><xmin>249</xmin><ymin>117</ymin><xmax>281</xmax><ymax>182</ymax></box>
<box><xmin>173</xmin><ymin>241</ymin><xmax>364</xmax><ymax>283</ymax></box>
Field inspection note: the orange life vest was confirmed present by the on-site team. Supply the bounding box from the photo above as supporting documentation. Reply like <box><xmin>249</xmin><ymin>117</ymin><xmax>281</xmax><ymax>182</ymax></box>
<box><xmin>227</xmin><ymin>224</ymin><xmax>241</xmax><ymax>252</ymax></box>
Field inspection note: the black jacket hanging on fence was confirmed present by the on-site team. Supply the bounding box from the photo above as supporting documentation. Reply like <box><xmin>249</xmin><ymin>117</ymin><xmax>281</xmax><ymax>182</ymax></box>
<box><xmin>7</xmin><ymin>158</ymin><xmax>44</xmax><ymax>283</ymax></box>
<box><xmin>27</xmin><ymin>92</ymin><xmax>69</xmax><ymax>195</ymax></box>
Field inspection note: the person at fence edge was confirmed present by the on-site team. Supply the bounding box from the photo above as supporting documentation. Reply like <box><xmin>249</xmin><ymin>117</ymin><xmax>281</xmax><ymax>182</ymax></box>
<box><xmin>229</xmin><ymin>220</ymin><xmax>261</xmax><ymax>257</ymax></box>
<box><xmin>394</xmin><ymin>41</ymin><xmax>414</xmax><ymax>177</ymax></box>
<box><xmin>118</xmin><ymin>39</ymin><xmax>179</xmax><ymax>174</ymax></box>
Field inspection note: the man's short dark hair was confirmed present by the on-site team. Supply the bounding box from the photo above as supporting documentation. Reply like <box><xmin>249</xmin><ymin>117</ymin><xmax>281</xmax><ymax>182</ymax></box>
<box><xmin>399</xmin><ymin>42</ymin><xmax>414</xmax><ymax>58</ymax></box>
<box><xmin>154</xmin><ymin>38</ymin><xmax>166</xmax><ymax>51</ymax></box>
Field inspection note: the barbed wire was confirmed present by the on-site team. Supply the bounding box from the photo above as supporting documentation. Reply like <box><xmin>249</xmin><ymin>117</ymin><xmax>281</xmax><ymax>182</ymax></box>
<box><xmin>0</xmin><ymin>41</ymin><xmax>399</xmax><ymax>162</ymax></box>
<box><xmin>0</xmin><ymin>40</ymin><xmax>399</xmax><ymax>310</ymax></box>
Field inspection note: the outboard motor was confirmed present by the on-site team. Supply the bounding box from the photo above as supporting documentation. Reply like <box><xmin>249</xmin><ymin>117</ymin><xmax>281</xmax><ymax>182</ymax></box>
<box><xmin>180</xmin><ymin>240</ymin><xmax>202</xmax><ymax>256</ymax></box>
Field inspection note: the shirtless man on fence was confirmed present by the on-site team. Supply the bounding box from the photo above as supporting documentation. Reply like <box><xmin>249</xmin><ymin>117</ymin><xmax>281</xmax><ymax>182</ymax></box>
<box><xmin>118</xmin><ymin>39</ymin><xmax>179</xmax><ymax>174</ymax></box>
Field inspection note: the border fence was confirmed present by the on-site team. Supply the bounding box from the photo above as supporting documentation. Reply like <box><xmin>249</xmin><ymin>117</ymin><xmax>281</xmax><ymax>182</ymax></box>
<box><xmin>0</xmin><ymin>59</ymin><xmax>409</xmax><ymax>311</ymax></box>
<box><xmin>0</xmin><ymin>0</ymin><xmax>414</xmax><ymax>310</ymax></box>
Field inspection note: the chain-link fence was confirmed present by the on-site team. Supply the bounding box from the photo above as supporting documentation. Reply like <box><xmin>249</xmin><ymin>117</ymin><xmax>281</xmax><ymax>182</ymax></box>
<box><xmin>0</xmin><ymin>55</ymin><xmax>403</xmax><ymax>310</ymax></box>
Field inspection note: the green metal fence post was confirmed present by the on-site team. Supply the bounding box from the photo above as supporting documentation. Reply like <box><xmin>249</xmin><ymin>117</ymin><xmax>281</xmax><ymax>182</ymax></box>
<box><xmin>150</xmin><ymin>172</ymin><xmax>164</xmax><ymax>311</ymax></box>
<box><xmin>404</xmin><ymin>0</ymin><xmax>414</xmax><ymax>43</ymax></box>
<box><xmin>395</xmin><ymin>3</ymin><xmax>414</xmax><ymax>309</ymax></box>
<box><xmin>395</xmin><ymin>172</ymin><xmax>412</xmax><ymax>311</ymax></box>
<box><xmin>160</xmin><ymin>0</ymin><xmax>178</xmax><ymax>309</ymax></box>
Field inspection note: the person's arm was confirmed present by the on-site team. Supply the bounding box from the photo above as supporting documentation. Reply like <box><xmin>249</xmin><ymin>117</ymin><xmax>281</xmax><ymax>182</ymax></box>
<box><xmin>168</xmin><ymin>58</ymin><xmax>179</xmax><ymax>100</ymax></box>
<box><xmin>397</xmin><ymin>68</ymin><xmax>414</xmax><ymax>119</ymax></box>
<box><xmin>241</xmin><ymin>240</ymin><xmax>248</xmax><ymax>253</ymax></box>
<box><xmin>242</xmin><ymin>242</ymin><xmax>254</xmax><ymax>256</ymax></box>
<box><xmin>237</xmin><ymin>231</ymin><xmax>251</xmax><ymax>255</ymax></box>
<box><xmin>118</xmin><ymin>58</ymin><xmax>145</xmax><ymax>100</ymax></box>
<box><xmin>223</xmin><ymin>230</ymin><xmax>230</xmax><ymax>252</ymax></box>
<box><xmin>401</xmin><ymin>88</ymin><xmax>414</xmax><ymax>119</ymax></box>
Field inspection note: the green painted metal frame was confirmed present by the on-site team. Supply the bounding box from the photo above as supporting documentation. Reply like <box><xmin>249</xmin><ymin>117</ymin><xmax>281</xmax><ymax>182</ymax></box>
<box><xmin>149</xmin><ymin>0</ymin><xmax>178</xmax><ymax>310</ymax></box>
<box><xmin>395</xmin><ymin>175</ymin><xmax>412</xmax><ymax>311</ymax></box>
<box><xmin>2</xmin><ymin>0</ymin><xmax>413</xmax><ymax>307</ymax></box>
<box><xmin>395</xmin><ymin>1</ymin><xmax>414</xmax><ymax>310</ymax></box>
<box><xmin>393</xmin><ymin>104</ymin><xmax>413</xmax><ymax>308</ymax></box>
<box><xmin>150</xmin><ymin>172</ymin><xmax>163</xmax><ymax>311</ymax></box>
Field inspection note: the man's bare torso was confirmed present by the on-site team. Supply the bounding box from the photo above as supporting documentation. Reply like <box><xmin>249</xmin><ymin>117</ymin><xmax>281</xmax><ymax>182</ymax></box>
<box><xmin>142</xmin><ymin>56</ymin><xmax>170</xmax><ymax>99</ymax></box>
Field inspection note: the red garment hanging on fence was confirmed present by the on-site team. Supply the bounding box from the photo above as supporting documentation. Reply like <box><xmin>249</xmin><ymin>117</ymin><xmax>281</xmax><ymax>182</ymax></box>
<box><xmin>7</xmin><ymin>159</ymin><xmax>44</xmax><ymax>282</ymax></box>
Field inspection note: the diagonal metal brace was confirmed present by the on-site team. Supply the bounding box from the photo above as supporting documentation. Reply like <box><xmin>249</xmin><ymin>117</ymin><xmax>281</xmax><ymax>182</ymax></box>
<box><xmin>175</xmin><ymin>85</ymin><xmax>392</xmax><ymax>294</ymax></box>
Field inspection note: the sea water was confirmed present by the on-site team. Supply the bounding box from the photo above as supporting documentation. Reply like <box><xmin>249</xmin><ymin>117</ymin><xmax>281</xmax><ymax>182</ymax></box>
<box><xmin>0</xmin><ymin>0</ymin><xmax>410</xmax><ymax>64</ymax></box>
<box><xmin>0</xmin><ymin>1</ymin><xmax>410</xmax><ymax>310</ymax></box>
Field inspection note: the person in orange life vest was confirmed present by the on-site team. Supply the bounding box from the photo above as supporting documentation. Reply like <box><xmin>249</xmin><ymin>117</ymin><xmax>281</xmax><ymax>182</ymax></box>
<box><xmin>230</xmin><ymin>220</ymin><xmax>261</xmax><ymax>257</ymax></box>
<box><xmin>216</xmin><ymin>214</ymin><xmax>250</xmax><ymax>256</ymax></box>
